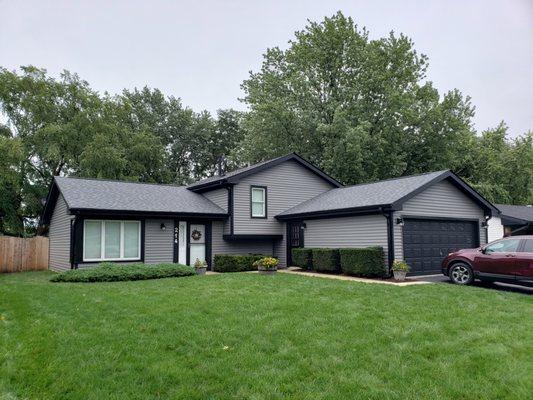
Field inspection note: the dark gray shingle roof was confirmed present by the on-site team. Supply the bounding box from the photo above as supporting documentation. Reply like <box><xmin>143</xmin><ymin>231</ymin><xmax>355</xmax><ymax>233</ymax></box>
<box><xmin>277</xmin><ymin>170</ymin><xmax>449</xmax><ymax>217</ymax></box>
<box><xmin>496</xmin><ymin>204</ymin><xmax>533</xmax><ymax>222</ymax></box>
<box><xmin>55</xmin><ymin>177</ymin><xmax>226</xmax><ymax>215</ymax></box>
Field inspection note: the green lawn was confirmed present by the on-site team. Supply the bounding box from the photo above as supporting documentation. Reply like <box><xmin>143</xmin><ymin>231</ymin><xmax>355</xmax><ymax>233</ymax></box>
<box><xmin>1</xmin><ymin>272</ymin><xmax>532</xmax><ymax>399</ymax></box>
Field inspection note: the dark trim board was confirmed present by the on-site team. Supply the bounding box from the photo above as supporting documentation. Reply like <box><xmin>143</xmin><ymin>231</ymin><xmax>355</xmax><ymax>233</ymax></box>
<box><xmin>385</xmin><ymin>211</ymin><xmax>394</xmax><ymax>273</ymax></box>
<box><xmin>69</xmin><ymin>208</ymin><xmax>228</xmax><ymax>220</ymax></box>
<box><xmin>223</xmin><ymin>234</ymin><xmax>283</xmax><ymax>241</ymax></box>
<box><xmin>276</xmin><ymin>206</ymin><xmax>388</xmax><ymax>221</ymax></box>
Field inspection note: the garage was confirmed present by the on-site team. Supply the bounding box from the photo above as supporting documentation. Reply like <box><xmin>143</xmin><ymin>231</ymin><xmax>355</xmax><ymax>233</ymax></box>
<box><xmin>403</xmin><ymin>218</ymin><xmax>479</xmax><ymax>275</ymax></box>
<box><xmin>277</xmin><ymin>169</ymin><xmax>495</xmax><ymax>276</ymax></box>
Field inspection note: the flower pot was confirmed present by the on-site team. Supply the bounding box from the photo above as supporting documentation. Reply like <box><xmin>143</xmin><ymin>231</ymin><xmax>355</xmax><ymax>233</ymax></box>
<box><xmin>258</xmin><ymin>266</ymin><xmax>277</xmax><ymax>275</ymax></box>
<box><xmin>195</xmin><ymin>267</ymin><xmax>207</xmax><ymax>275</ymax></box>
<box><xmin>393</xmin><ymin>270</ymin><xmax>407</xmax><ymax>281</ymax></box>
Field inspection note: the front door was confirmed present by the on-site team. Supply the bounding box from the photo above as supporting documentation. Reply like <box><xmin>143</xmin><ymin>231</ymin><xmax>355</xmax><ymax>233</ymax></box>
<box><xmin>287</xmin><ymin>222</ymin><xmax>304</xmax><ymax>266</ymax></box>
<box><xmin>189</xmin><ymin>223</ymin><xmax>206</xmax><ymax>266</ymax></box>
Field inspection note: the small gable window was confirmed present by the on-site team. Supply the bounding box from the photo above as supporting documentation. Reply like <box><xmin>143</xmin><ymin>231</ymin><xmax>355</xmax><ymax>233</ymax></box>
<box><xmin>250</xmin><ymin>186</ymin><xmax>267</xmax><ymax>218</ymax></box>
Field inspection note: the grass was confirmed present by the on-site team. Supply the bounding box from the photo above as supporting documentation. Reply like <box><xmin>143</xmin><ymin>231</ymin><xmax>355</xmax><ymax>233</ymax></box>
<box><xmin>1</xmin><ymin>272</ymin><xmax>532</xmax><ymax>400</ymax></box>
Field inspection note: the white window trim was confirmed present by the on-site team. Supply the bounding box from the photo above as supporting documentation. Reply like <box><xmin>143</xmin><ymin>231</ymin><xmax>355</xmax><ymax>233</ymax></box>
<box><xmin>83</xmin><ymin>220</ymin><xmax>141</xmax><ymax>262</ymax></box>
<box><xmin>251</xmin><ymin>187</ymin><xmax>266</xmax><ymax>218</ymax></box>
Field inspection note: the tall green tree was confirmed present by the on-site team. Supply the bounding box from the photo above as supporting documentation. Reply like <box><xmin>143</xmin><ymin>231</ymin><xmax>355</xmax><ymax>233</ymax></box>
<box><xmin>465</xmin><ymin>124</ymin><xmax>533</xmax><ymax>204</ymax></box>
<box><xmin>240</xmin><ymin>12</ymin><xmax>477</xmax><ymax>184</ymax></box>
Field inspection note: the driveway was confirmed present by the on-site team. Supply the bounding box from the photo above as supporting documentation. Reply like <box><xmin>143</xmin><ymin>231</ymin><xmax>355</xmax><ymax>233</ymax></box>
<box><xmin>415</xmin><ymin>274</ymin><xmax>533</xmax><ymax>295</ymax></box>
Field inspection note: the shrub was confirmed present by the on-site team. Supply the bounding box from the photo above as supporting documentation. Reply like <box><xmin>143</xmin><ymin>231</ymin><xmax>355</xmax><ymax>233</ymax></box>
<box><xmin>213</xmin><ymin>254</ymin><xmax>268</xmax><ymax>272</ymax></box>
<box><xmin>291</xmin><ymin>248</ymin><xmax>313</xmax><ymax>270</ymax></box>
<box><xmin>50</xmin><ymin>262</ymin><xmax>195</xmax><ymax>283</ymax></box>
<box><xmin>312</xmin><ymin>248</ymin><xmax>340</xmax><ymax>272</ymax></box>
<box><xmin>339</xmin><ymin>247</ymin><xmax>386</xmax><ymax>278</ymax></box>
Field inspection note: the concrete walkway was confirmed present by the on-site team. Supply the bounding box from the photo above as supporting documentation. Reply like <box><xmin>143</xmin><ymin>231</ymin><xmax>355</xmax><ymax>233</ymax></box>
<box><xmin>279</xmin><ymin>267</ymin><xmax>431</xmax><ymax>286</ymax></box>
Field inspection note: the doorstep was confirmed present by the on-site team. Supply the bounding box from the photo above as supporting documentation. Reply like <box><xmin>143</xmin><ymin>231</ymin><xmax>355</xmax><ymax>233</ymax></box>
<box><xmin>279</xmin><ymin>267</ymin><xmax>431</xmax><ymax>286</ymax></box>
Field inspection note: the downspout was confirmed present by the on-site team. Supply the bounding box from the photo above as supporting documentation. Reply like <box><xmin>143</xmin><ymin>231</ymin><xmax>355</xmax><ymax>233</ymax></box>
<box><xmin>69</xmin><ymin>218</ymin><xmax>75</xmax><ymax>269</ymax></box>
<box><xmin>382</xmin><ymin>208</ymin><xmax>394</xmax><ymax>276</ymax></box>
<box><xmin>227</xmin><ymin>184</ymin><xmax>235</xmax><ymax>235</ymax></box>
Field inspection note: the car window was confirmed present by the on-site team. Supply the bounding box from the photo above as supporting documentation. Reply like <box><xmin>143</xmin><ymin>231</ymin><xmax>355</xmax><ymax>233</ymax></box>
<box><xmin>520</xmin><ymin>239</ymin><xmax>533</xmax><ymax>253</ymax></box>
<box><xmin>485</xmin><ymin>239</ymin><xmax>521</xmax><ymax>253</ymax></box>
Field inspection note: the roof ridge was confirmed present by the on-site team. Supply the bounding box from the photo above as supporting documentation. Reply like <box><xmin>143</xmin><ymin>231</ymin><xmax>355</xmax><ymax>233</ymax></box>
<box><xmin>55</xmin><ymin>175</ymin><xmax>186</xmax><ymax>188</ymax></box>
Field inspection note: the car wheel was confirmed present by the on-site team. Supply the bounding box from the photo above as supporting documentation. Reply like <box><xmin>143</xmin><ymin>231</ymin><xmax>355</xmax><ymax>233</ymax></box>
<box><xmin>449</xmin><ymin>263</ymin><xmax>474</xmax><ymax>285</ymax></box>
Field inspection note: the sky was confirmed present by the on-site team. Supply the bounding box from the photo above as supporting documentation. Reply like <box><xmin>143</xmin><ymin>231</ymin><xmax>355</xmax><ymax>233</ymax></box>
<box><xmin>1</xmin><ymin>0</ymin><xmax>532</xmax><ymax>137</ymax></box>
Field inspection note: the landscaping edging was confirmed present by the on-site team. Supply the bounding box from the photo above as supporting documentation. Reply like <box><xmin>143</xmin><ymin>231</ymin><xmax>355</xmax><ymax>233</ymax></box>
<box><xmin>281</xmin><ymin>267</ymin><xmax>431</xmax><ymax>286</ymax></box>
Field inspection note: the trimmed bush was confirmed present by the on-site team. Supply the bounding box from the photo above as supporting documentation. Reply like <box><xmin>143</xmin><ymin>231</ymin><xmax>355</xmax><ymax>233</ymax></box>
<box><xmin>291</xmin><ymin>248</ymin><xmax>313</xmax><ymax>270</ymax></box>
<box><xmin>50</xmin><ymin>262</ymin><xmax>195</xmax><ymax>283</ymax></box>
<box><xmin>312</xmin><ymin>248</ymin><xmax>340</xmax><ymax>272</ymax></box>
<box><xmin>340</xmin><ymin>247</ymin><xmax>386</xmax><ymax>278</ymax></box>
<box><xmin>213</xmin><ymin>254</ymin><xmax>268</xmax><ymax>272</ymax></box>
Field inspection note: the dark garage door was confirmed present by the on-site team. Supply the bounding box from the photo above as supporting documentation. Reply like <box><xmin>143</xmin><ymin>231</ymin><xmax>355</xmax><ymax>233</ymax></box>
<box><xmin>403</xmin><ymin>218</ymin><xmax>479</xmax><ymax>275</ymax></box>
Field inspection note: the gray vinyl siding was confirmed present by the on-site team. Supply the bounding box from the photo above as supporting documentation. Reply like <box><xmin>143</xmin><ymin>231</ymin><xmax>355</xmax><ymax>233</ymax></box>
<box><xmin>144</xmin><ymin>219</ymin><xmax>174</xmax><ymax>264</ymax></box>
<box><xmin>203</xmin><ymin>188</ymin><xmax>231</xmax><ymax>234</ymax></box>
<box><xmin>49</xmin><ymin>194</ymin><xmax>73</xmax><ymax>271</ymax></box>
<box><xmin>303</xmin><ymin>215</ymin><xmax>389</xmax><ymax>257</ymax></box>
<box><xmin>203</xmin><ymin>188</ymin><xmax>228</xmax><ymax>212</ymax></box>
<box><xmin>211</xmin><ymin>221</ymin><xmax>275</xmax><ymax>265</ymax></box>
<box><xmin>233</xmin><ymin>159</ymin><xmax>335</xmax><ymax>235</ymax></box>
<box><xmin>273</xmin><ymin>222</ymin><xmax>287</xmax><ymax>268</ymax></box>
<box><xmin>393</xmin><ymin>179</ymin><xmax>487</xmax><ymax>261</ymax></box>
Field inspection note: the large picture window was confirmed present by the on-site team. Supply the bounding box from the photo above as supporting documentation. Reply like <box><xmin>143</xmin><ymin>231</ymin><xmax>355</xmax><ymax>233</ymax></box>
<box><xmin>250</xmin><ymin>186</ymin><xmax>267</xmax><ymax>218</ymax></box>
<box><xmin>83</xmin><ymin>220</ymin><xmax>141</xmax><ymax>261</ymax></box>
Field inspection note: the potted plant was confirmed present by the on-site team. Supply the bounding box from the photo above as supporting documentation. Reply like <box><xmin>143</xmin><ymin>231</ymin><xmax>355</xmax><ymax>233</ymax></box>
<box><xmin>392</xmin><ymin>260</ymin><xmax>410</xmax><ymax>281</ymax></box>
<box><xmin>194</xmin><ymin>258</ymin><xmax>207</xmax><ymax>275</ymax></box>
<box><xmin>253</xmin><ymin>257</ymin><xmax>279</xmax><ymax>275</ymax></box>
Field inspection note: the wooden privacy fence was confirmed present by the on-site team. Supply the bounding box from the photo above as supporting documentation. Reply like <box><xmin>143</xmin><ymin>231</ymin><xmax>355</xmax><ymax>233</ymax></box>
<box><xmin>0</xmin><ymin>236</ymin><xmax>49</xmax><ymax>273</ymax></box>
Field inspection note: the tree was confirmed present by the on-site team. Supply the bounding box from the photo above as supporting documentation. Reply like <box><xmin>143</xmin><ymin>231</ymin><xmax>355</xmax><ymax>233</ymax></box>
<box><xmin>240</xmin><ymin>12</ymin><xmax>478</xmax><ymax>184</ymax></box>
<box><xmin>465</xmin><ymin>124</ymin><xmax>533</xmax><ymax>204</ymax></box>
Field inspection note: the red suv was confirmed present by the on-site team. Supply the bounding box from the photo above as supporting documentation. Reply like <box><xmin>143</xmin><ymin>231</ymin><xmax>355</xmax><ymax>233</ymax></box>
<box><xmin>442</xmin><ymin>235</ymin><xmax>533</xmax><ymax>286</ymax></box>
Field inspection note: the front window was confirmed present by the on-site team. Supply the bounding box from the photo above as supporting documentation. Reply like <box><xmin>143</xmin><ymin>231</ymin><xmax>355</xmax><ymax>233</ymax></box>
<box><xmin>251</xmin><ymin>186</ymin><xmax>266</xmax><ymax>218</ymax></box>
<box><xmin>83</xmin><ymin>220</ymin><xmax>141</xmax><ymax>261</ymax></box>
<box><xmin>485</xmin><ymin>238</ymin><xmax>521</xmax><ymax>254</ymax></box>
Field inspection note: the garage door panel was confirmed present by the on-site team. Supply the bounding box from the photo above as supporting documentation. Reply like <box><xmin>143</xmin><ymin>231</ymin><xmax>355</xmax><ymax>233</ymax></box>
<box><xmin>403</xmin><ymin>218</ymin><xmax>478</xmax><ymax>275</ymax></box>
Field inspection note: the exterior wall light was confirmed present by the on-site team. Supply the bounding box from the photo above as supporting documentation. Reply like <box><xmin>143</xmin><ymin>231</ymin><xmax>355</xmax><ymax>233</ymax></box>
<box><xmin>395</xmin><ymin>217</ymin><xmax>404</xmax><ymax>226</ymax></box>
<box><xmin>160</xmin><ymin>223</ymin><xmax>166</xmax><ymax>231</ymax></box>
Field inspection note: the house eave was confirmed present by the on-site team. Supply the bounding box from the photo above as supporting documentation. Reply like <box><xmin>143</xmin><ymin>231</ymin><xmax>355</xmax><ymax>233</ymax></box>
<box><xmin>69</xmin><ymin>208</ymin><xmax>229</xmax><ymax>220</ymax></box>
<box><xmin>276</xmin><ymin>204</ymin><xmax>393</xmax><ymax>221</ymax></box>
<box><xmin>223</xmin><ymin>234</ymin><xmax>283</xmax><ymax>241</ymax></box>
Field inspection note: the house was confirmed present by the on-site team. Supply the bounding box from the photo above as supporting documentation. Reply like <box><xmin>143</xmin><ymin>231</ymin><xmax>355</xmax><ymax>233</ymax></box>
<box><xmin>487</xmin><ymin>204</ymin><xmax>533</xmax><ymax>241</ymax></box>
<box><xmin>41</xmin><ymin>153</ymin><xmax>498</xmax><ymax>275</ymax></box>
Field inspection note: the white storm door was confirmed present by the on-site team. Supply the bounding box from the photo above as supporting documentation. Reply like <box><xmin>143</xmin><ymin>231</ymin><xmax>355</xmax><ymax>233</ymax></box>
<box><xmin>189</xmin><ymin>224</ymin><xmax>206</xmax><ymax>266</ymax></box>
<box><xmin>178</xmin><ymin>221</ymin><xmax>187</xmax><ymax>265</ymax></box>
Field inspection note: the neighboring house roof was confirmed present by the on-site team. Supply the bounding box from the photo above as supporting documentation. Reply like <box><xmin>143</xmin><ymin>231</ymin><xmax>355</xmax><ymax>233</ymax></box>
<box><xmin>496</xmin><ymin>204</ymin><xmax>533</xmax><ymax>224</ymax></box>
<box><xmin>41</xmin><ymin>177</ymin><xmax>227</xmax><ymax>224</ymax></box>
<box><xmin>187</xmin><ymin>153</ymin><xmax>342</xmax><ymax>191</ymax></box>
<box><xmin>277</xmin><ymin>170</ymin><xmax>497</xmax><ymax>219</ymax></box>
